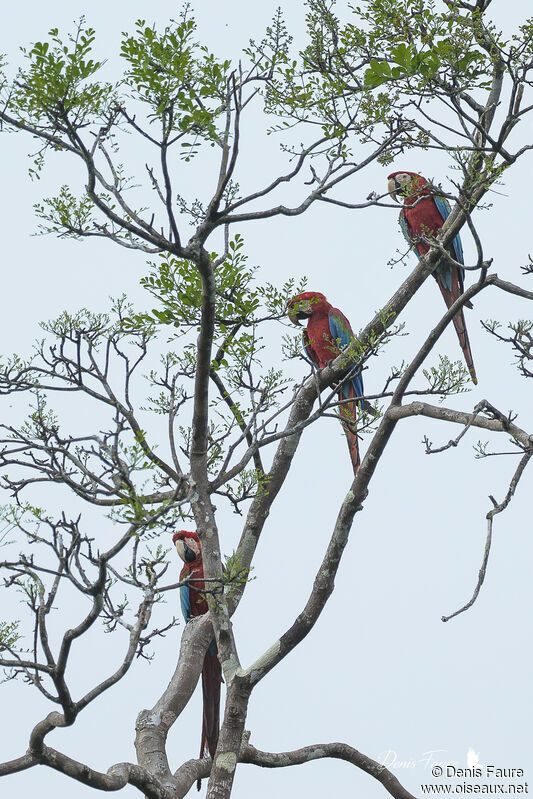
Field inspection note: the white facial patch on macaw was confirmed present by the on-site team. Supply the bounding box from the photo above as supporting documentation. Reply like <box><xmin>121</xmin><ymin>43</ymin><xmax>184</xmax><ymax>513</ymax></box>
<box><xmin>174</xmin><ymin>536</ymin><xmax>200</xmax><ymax>562</ymax></box>
<box><xmin>288</xmin><ymin>298</ymin><xmax>312</xmax><ymax>326</ymax></box>
<box><xmin>395</xmin><ymin>173</ymin><xmax>412</xmax><ymax>186</ymax></box>
<box><xmin>297</xmin><ymin>299</ymin><xmax>312</xmax><ymax>314</ymax></box>
<box><xmin>388</xmin><ymin>172</ymin><xmax>415</xmax><ymax>201</ymax></box>
<box><xmin>288</xmin><ymin>293</ymin><xmax>327</xmax><ymax>324</ymax></box>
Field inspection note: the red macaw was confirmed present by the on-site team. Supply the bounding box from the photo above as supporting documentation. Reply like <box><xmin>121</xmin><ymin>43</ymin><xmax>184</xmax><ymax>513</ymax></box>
<box><xmin>387</xmin><ymin>170</ymin><xmax>477</xmax><ymax>384</ymax></box>
<box><xmin>173</xmin><ymin>530</ymin><xmax>221</xmax><ymax>769</ymax></box>
<box><xmin>287</xmin><ymin>291</ymin><xmax>365</xmax><ymax>474</ymax></box>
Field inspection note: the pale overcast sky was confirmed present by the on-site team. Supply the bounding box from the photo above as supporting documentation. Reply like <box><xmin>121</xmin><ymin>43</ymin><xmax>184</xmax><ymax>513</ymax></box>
<box><xmin>1</xmin><ymin>2</ymin><xmax>532</xmax><ymax>798</ymax></box>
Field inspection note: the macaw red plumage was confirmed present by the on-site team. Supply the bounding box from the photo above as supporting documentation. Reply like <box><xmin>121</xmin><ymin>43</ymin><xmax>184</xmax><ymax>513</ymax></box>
<box><xmin>173</xmin><ymin>530</ymin><xmax>221</xmax><ymax>771</ymax></box>
<box><xmin>387</xmin><ymin>170</ymin><xmax>477</xmax><ymax>384</ymax></box>
<box><xmin>287</xmin><ymin>291</ymin><xmax>365</xmax><ymax>474</ymax></box>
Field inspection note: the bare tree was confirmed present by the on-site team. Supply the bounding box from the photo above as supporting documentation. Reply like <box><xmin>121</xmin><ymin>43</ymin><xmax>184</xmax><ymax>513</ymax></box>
<box><xmin>1</xmin><ymin>2</ymin><xmax>533</xmax><ymax>797</ymax></box>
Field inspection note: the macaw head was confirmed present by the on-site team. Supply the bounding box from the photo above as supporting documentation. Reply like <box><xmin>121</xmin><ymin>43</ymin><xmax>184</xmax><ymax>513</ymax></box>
<box><xmin>387</xmin><ymin>171</ymin><xmax>428</xmax><ymax>203</ymax></box>
<box><xmin>173</xmin><ymin>530</ymin><xmax>202</xmax><ymax>564</ymax></box>
<box><xmin>287</xmin><ymin>291</ymin><xmax>328</xmax><ymax>326</ymax></box>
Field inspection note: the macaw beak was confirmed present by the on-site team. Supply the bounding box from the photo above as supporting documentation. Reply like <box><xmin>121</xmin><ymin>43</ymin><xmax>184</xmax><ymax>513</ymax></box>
<box><xmin>287</xmin><ymin>304</ymin><xmax>302</xmax><ymax>327</ymax></box>
<box><xmin>184</xmin><ymin>542</ymin><xmax>197</xmax><ymax>562</ymax></box>
<box><xmin>388</xmin><ymin>177</ymin><xmax>399</xmax><ymax>202</ymax></box>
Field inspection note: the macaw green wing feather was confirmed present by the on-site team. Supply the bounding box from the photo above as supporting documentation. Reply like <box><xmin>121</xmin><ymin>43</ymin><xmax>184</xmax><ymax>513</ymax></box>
<box><xmin>328</xmin><ymin>310</ymin><xmax>353</xmax><ymax>350</ymax></box>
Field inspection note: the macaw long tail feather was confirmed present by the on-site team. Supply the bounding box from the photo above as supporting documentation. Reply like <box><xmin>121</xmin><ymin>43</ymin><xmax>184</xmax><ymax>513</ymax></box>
<box><xmin>200</xmin><ymin>644</ymin><xmax>222</xmax><ymax>761</ymax></box>
<box><xmin>435</xmin><ymin>275</ymin><xmax>478</xmax><ymax>385</ymax></box>
<box><xmin>196</xmin><ymin>644</ymin><xmax>222</xmax><ymax>790</ymax></box>
<box><xmin>338</xmin><ymin>384</ymin><xmax>360</xmax><ymax>475</ymax></box>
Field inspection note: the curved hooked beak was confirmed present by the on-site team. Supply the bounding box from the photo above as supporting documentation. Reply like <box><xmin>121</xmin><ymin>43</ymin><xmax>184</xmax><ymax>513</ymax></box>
<box><xmin>388</xmin><ymin>177</ymin><xmax>399</xmax><ymax>203</ymax></box>
<box><xmin>287</xmin><ymin>304</ymin><xmax>302</xmax><ymax>326</ymax></box>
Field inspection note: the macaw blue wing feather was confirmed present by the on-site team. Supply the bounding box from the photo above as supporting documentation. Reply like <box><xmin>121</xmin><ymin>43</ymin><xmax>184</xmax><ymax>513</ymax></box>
<box><xmin>329</xmin><ymin>311</ymin><xmax>364</xmax><ymax>407</ymax></box>
<box><xmin>434</xmin><ymin>194</ymin><xmax>451</xmax><ymax>222</ymax></box>
<box><xmin>434</xmin><ymin>195</ymin><xmax>464</xmax><ymax>266</ymax></box>
<box><xmin>345</xmin><ymin>371</ymin><xmax>364</xmax><ymax>409</ymax></box>
<box><xmin>328</xmin><ymin>310</ymin><xmax>353</xmax><ymax>350</ymax></box>
<box><xmin>450</xmin><ymin>232</ymin><xmax>464</xmax><ymax>266</ymax></box>
<box><xmin>180</xmin><ymin>584</ymin><xmax>191</xmax><ymax>622</ymax></box>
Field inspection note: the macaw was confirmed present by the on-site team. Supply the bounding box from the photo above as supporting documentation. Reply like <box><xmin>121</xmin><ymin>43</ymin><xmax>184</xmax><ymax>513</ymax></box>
<box><xmin>387</xmin><ymin>170</ymin><xmax>477</xmax><ymax>384</ymax></box>
<box><xmin>287</xmin><ymin>291</ymin><xmax>365</xmax><ymax>474</ymax></box>
<box><xmin>173</xmin><ymin>530</ymin><xmax>221</xmax><ymax>769</ymax></box>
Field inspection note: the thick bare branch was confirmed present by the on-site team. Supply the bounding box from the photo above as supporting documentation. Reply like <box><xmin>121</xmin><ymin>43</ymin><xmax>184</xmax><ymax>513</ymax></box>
<box><xmin>241</xmin><ymin>741</ymin><xmax>418</xmax><ymax>799</ymax></box>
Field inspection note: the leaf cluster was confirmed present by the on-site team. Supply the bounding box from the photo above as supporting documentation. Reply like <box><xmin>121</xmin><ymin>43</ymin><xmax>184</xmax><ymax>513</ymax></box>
<box><xmin>422</xmin><ymin>354</ymin><xmax>470</xmax><ymax>399</ymax></box>
<box><xmin>120</xmin><ymin>7</ymin><xmax>231</xmax><ymax>144</ymax></box>
<box><xmin>12</xmin><ymin>20</ymin><xmax>112</xmax><ymax>127</ymax></box>
<box><xmin>0</xmin><ymin>620</ymin><xmax>21</xmax><ymax>651</ymax></box>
